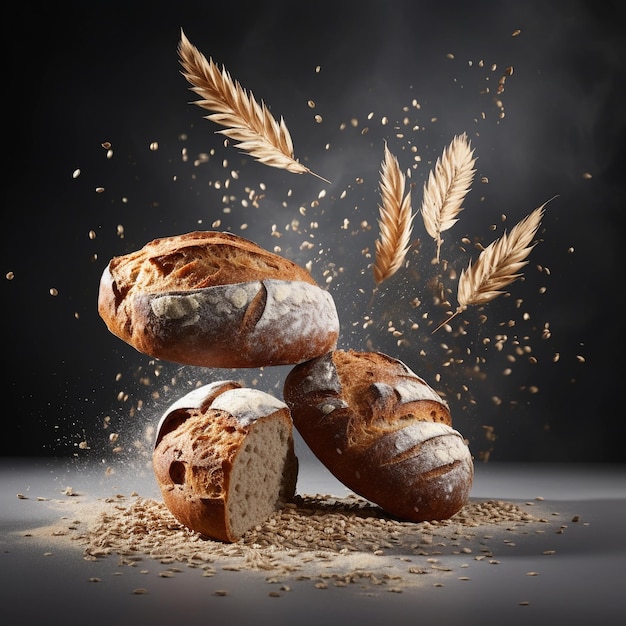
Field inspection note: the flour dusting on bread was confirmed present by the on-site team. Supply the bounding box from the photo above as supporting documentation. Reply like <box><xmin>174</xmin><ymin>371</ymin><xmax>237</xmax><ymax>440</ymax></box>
<box><xmin>284</xmin><ymin>349</ymin><xmax>473</xmax><ymax>522</ymax></box>
<box><xmin>211</xmin><ymin>387</ymin><xmax>287</xmax><ymax>427</ymax></box>
<box><xmin>98</xmin><ymin>232</ymin><xmax>339</xmax><ymax>368</ymax></box>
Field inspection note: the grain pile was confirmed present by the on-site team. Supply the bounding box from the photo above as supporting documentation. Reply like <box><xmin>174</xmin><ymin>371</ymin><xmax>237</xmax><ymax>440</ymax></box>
<box><xmin>25</xmin><ymin>489</ymin><xmax>557</xmax><ymax>592</ymax></box>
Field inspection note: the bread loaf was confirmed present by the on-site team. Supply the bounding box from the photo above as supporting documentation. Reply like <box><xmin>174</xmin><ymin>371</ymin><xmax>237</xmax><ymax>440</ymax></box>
<box><xmin>98</xmin><ymin>231</ymin><xmax>339</xmax><ymax>368</ymax></box>
<box><xmin>283</xmin><ymin>350</ymin><xmax>473</xmax><ymax>522</ymax></box>
<box><xmin>153</xmin><ymin>380</ymin><xmax>298</xmax><ymax>542</ymax></box>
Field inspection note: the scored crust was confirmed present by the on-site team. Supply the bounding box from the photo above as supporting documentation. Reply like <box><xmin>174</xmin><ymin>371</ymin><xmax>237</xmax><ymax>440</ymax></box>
<box><xmin>283</xmin><ymin>350</ymin><xmax>474</xmax><ymax>522</ymax></box>
<box><xmin>105</xmin><ymin>231</ymin><xmax>316</xmax><ymax>297</ymax></box>
<box><xmin>98</xmin><ymin>231</ymin><xmax>339</xmax><ymax>367</ymax></box>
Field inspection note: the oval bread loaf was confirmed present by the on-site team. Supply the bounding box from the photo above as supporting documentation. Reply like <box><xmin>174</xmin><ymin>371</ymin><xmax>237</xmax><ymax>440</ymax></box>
<box><xmin>98</xmin><ymin>231</ymin><xmax>339</xmax><ymax>368</ymax></box>
<box><xmin>283</xmin><ymin>350</ymin><xmax>474</xmax><ymax>522</ymax></box>
<box><xmin>153</xmin><ymin>380</ymin><xmax>298</xmax><ymax>542</ymax></box>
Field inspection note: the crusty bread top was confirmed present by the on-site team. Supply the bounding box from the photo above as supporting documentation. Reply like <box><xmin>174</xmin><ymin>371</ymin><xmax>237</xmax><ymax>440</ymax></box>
<box><xmin>330</xmin><ymin>350</ymin><xmax>449</xmax><ymax>416</ymax></box>
<box><xmin>285</xmin><ymin>350</ymin><xmax>452</xmax><ymax>451</ymax></box>
<box><xmin>107</xmin><ymin>231</ymin><xmax>316</xmax><ymax>299</ymax></box>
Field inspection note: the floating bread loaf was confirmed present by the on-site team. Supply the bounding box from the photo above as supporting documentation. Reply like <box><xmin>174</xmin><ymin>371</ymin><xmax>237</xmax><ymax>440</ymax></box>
<box><xmin>283</xmin><ymin>350</ymin><xmax>474</xmax><ymax>522</ymax></box>
<box><xmin>153</xmin><ymin>380</ymin><xmax>298</xmax><ymax>542</ymax></box>
<box><xmin>98</xmin><ymin>231</ymin><xmax>339</xmax><ymax>368</ymax></box>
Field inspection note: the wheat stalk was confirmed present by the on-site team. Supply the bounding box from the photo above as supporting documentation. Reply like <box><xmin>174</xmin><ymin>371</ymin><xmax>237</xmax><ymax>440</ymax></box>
<box><xmin>421</xmin><ymin>133</ymin><xmax>476</xmax><ymax>263</ymax></box>
<box><xmin>372</xmin><ymin>143</ymin><xmax>415</xmax><ymax>286</ymax></box>
<box><xmin>432</xmin><ymin>201</ymin><xmax>550</xmax><ymax>333</ymax></box>
<box><xmin>178</xmin><ymin>30</ymin><xmax>329</xmax><ymax>183</ymax></box>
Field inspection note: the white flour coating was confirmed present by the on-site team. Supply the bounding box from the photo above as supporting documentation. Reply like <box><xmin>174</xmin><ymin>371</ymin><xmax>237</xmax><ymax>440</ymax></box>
<box><xmin>318</xmin><ymin>399</ymin><xmax>348</xmax><ymax>415</ymax></box>
<box><xmin>299</xmin><ymin>354</ymin><xmax>340</xmax><ymax>396</ymax></box>
<box><xmin>226</xmin><ymin>285</ymin><xmax>254</xmax><ymax>309</ymax></box>
<box><xmin>162</xmin><ymin>381</ymin><xmax>238</xmax><ymax>414</ymax></box>
<box><xmin>272</xmin><ymin>281</ymin><xmax>303</xmax><ymax>304</ymax></box>
<box><xmin>386</xmin><ymin>422</ymin><xmax>469</xmax><ymax>470</ymax></box>
<box><xmin>146</xmin><ymin>280</ymin><xmax>338</xmax><ymax>363</ymax></box>
<box><xmin>253</xmin><ymin>280</ymin><xmax>338</xmax><ymax>337</ymax></box>
<box><xmin>392</xmin><ymin>379</ymin><xmax>443</xmax><ymax>403</ymax></box>
<box><xmin>210</xmin><ymin>388</ymin><xmax>287</xmax><ymax>426</ymax></box>
<box><xmin>149</xmin><ymin>282</ymin><xmax>260</xmax><ymax>323</ymax></box>
<box><xmin>374</xmin><ymin>421</ymin><xmax>473</xmax><ymax>502</ymax></box>
<box><xmin>150</xmin><ymin>291</ymin><xmax>203</xmax><ymax>322</ymax></box>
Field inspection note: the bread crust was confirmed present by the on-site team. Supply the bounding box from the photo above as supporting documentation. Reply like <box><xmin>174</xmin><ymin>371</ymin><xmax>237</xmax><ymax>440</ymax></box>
<box><xmin>153</xmin><ymin>381</ymin><xmax>298</xmax><ymax>542</ymax></box>
<box><xmin>98</xmin><ymin>231</ymin><xmax>339</xmax><ymax>367</ymax></box>
<box><xmin>283</xmin><ymin>350</ymin><xmax>474</xmax><ymax>522</ymax></box>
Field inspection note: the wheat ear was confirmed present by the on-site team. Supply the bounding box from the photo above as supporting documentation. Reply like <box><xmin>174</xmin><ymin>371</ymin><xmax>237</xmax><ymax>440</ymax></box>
<box><xmin>421</xmin><ymin>133</ymin><xmax>476</xmax><ymax>263</ymax></box>
<box><xmin>372</xmin><ymin>143</ymin><xmax>415</xmax><ymax>287</ymax></box>
<box><xmin>178</xmin><ymin>30</ymin><xmax>329</xmax><ymax>183</ymax></box>
<box><xmin>432</xmin><ymin>201</ymin><xmax>549</xmax><ymax>333</ymax></box>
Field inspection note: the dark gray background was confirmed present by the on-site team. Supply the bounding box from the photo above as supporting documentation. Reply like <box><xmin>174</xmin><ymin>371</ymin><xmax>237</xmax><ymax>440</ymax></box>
<box><xmin>3</xmin><ymin>0</ymin><xmax>624</xmax><ymax>463</ymax></box>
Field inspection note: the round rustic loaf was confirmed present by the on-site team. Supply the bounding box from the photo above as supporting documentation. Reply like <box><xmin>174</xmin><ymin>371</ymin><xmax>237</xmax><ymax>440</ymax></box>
<box><xmin>283</xmin><ymin>350</ymin><xmax>474</xmax><ymax>522</ymax></box>
<box><xmin>98</xmin><ymin>231</ymin><xmax>339</xmax><ymax>368</ymax></box>
<box><xmin>153</xmin><ymin>380</ymin><xmax>298</xmax><ymax>542</ymax></box>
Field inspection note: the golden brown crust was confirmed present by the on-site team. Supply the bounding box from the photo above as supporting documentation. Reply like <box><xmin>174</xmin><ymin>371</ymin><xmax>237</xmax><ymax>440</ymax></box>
<box><xmin>98</xmin><ymin>231</ymin><xmax>339</xmax><ymax>367</ymax></box>
<box><xmin>152</xmin><ymin>406</ymin><xmax>243</xmax><ymax>542</ymax></box>
<box><xmin>107</xmin><ymin>231</ymin><xmax>316</xmax><ymax>296</ymax></box>
<box><xmin>153</xmin><ymin>381</ymin><xmax>298</xmax><ymax>542</ymax></box>
<box><xmin>283</xmin><ymin>350</ymin><xmax>473</xmax><ymax>522</ymax></box>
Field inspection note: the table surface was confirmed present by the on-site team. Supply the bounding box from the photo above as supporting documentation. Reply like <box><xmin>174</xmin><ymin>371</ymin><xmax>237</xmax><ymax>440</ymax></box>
<box><xmin>1</xmin><ymin>457</ymin><xmax>624</xmax><ymax>626</ymax></box>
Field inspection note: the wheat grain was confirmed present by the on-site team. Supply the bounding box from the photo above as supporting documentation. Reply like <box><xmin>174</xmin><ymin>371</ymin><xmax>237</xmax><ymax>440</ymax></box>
<box><xmin>433</xmin><ymin>202</ymin><xmax>549</xmax><ymax>332</ymax></box>
<box><xmin>178</xmin><ymin>30</ymin><xmax>328</xmax><ymax>183</ymax></box>
<box><xmin>421</xmin><ymin>133</ymin><xmax>476</xmax><ymax>263</ymax></box>
<box><xmin>372</xmin><ymin>143</ymin><xmax>415</xmax><ymax>286</ymax></box>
